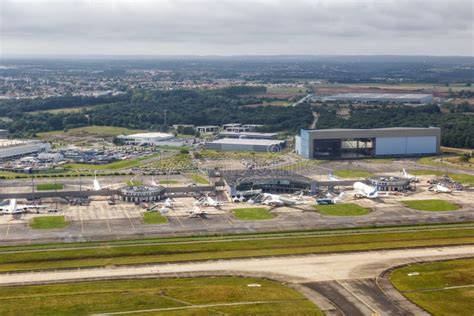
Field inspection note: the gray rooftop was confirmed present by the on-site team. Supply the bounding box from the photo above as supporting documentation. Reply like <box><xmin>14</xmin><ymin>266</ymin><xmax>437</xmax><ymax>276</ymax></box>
<box><xmin>207</xmin><ymin>138</ymin><xmax>284</xmax><ymax>146</ymax></box>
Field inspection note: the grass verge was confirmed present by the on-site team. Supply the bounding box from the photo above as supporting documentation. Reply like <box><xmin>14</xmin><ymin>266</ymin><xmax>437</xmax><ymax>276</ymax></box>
<box><xmin>159</xmin><ymin>180</ymin><xmax>178</xmax><ymax>184</ymax></box>
<box><xmin>190</xmin><ymin>173</ymin><xmax>209</xmax><ymax>185</ymax></box>
<box><xmin>143</xmin><ymin>212</ymin><xmax>168</xmax><ymax>224</ymax></box>
<box><xmin>126</xmin><ymin>179</ymin><xmax>144</xmax><ymax>186</ymax></box>
<box><xmin>333</xmin><ymin>169</ymin><xmax>374</xmax><ymax>178</ymax></box>
<box><xmin>390</xmin><ymin>258</ymin><xmax>474</xmax><ymax>315</ymax></box>
<box><xmin>402</xmin><ymin>199</ymin><xmax>459</xmax><ymax>212</ymax></box>
<box><xmin>36</xmin><ymin>183</ymin><xmax>64</xmax><ymax>191</ymax></box>
<box><xmin>233</xmin><ymin>208</ymin><xmax>275</xmax><ymax>220</ymax></box>
<box><xmin>29</xmin><ymin>216</ymin><xmax>68</xmax><ymax>229</ymax></box>
<box><xmin>314</xmin><ymin>203</ymin><xmax>371</xmax><ymax>216</ymax></box>
<box><xmin>410</xmin><ymin>170</ymin><xmax>474</xmax><ymax>186</ymax></box>
<box><xmin>0</xmin><ymin>277</ymin><xmax>322</xmax><ymax>315</ymax></box>
<box><xmin>0</xmin><ymin>226</ymin><xmax>472</xmax><ymax>273</ymax></box>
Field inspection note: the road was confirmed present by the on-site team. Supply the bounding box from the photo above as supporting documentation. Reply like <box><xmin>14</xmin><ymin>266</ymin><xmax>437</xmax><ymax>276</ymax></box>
<box><xmin>0</xmin><ymin>245</ymin><xmax>472</xmax><ymax>315</ymax></box>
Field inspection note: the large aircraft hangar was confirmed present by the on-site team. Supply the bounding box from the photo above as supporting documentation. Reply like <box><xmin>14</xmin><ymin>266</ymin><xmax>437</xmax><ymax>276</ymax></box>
<box><xmin>295</xmin><ymin>127</ymin><xmax>441</xmax><ymax>159</ymax></box>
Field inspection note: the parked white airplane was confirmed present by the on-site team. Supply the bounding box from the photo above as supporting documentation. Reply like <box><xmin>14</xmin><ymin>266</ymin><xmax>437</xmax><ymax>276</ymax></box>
<box><xmin>353</xmin><ymin>182</ymin><xmax>379</xmax><ymax>199</ymax></box>
<box><xmin>261</xmin><ymin>192</ymin><xmax>304</xmax><ymax>206</ymax></box>
<box><xmin>328</xmin><ymin>173</ymin><xmax>340</xmax><ymax>181</ymax></box>
<box><xmin>0</xmin><ymin>199</ymin><xmax>46</xmax><ymax>215</ymax></box>
<box><xmin>402</xmin><ymin>169</ymin><xmax>419</xmax><ymax>183</ymax></box>
<box><xmin>195</xmin><ymin>196</ymin><xmax>224</xmax><ymax>207</ymax></box>
<box><xmin>188</xmin><ymin>206</ymin><xmax>207</xmax><ymax>218</ymax></box>
<box><xmin>150</xmin><ymin>176</ymin><xmax>159</xmax><ymax>187</ymax></box>
<box><xmin>432</xmin><ymin>184</ymin><xmax>452</xmax><ymax>193</ymax></box>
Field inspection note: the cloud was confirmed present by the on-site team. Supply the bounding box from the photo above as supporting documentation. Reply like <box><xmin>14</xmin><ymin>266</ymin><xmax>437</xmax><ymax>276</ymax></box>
<box><xmin>1</xmin><ymin>0</ymin><xmax>473</xmax><ymax>55</ymax></box>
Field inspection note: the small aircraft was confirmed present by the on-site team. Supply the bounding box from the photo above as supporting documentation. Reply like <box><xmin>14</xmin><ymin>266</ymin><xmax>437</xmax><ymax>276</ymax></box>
<box><xmin>0</xmin><ymin>199</ymin><xmax>47</xmax><ymax>215</ymax></box>
<box><xmin>188</xmin><ymin>206</ymin><xmax>207</xmax><ymax>218</ymax></box>
<box><xmin>430</xmin><ymin>183</ymin><xmax>452</xmax><ymax>193</ymax></box>
<box><xmin>150</xmin><ymin>176</ymin><xmax>159</xmax><ymax>187</ymax></box>
<box><xmin>148</xmin><ymin>198</ymin><xmax>174</xmax><ymax>213</ymax></box>
<box><xmin>260</xmin><ymin>192</ymin><xmax>304</xmax><ymax>206</ymax></box>
<box><xmin>402</xmin><ymin>169</ymin><xmax>419</xmax><ymax>183</ymax></box>
<box><xmin>353</xmin><ymin>182</ymin><xmax>378</xmax><ymax>199</ymax></box>
<box><xmin>317</xmin><ymin>192</ymin><xmax>345</xmax><ymax>205</ymax></box>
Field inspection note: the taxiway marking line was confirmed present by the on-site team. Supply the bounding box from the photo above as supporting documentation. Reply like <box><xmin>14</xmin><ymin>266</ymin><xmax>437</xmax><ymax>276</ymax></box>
<box><xmin>104</xmin><ymin>210</ymin><xmax>112</xmax><ymax>233</ymax></box>
<box><xmin>125</xmin><ymin>210</ymin><xmax>136</xmax><ymax>231</ymax></box>
<box><xmin>174</xmin><ymin>215</ymin><xmax>185</xmax><ymax>228</ymax></box>
<box><xmin>78</xmin><ymin>209</ymin><xmax>84</xmax><ymax>233</ymax></box>
<box><xmin>4</xmin><ymin>223</ymin><xmax>10</xmax><ymax>237</ymax></box>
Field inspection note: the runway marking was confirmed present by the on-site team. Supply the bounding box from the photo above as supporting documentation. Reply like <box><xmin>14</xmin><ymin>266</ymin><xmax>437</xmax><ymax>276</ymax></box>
<box><xmin>125</xmin><ymin>210</ymin><xmax>136</xmax><ymax>231</ymax></box>
<box><xmin>4</xmin><ymin>223</ymin><xmax>10</xmax><ymax>237</ymax></box>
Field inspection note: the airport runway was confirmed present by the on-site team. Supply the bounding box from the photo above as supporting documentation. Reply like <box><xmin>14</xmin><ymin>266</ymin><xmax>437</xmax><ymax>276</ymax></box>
<box><xmin>0</xmin><ymin>245</ymin><xmax>472</xmax><ymax>315</ymax></box>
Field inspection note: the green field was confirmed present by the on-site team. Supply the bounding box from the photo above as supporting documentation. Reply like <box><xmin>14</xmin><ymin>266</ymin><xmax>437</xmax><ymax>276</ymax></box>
<box><xmin>233</xmin><ymin>208</ymin><xmax>275</xmax><ymax>220</ymax></box>
<box><xmin>314</xmin><ymin>203</ymin><xmax>371</xmax><ymax>216</ymax></box>
<box><xmin>190</xmin><ymin>173</ymin><xmax>209</xmax><ymax>185</ymax></box>
<box><xmin>410</xmin><ymin>170</ymin><xmax>474</xmax><ymax>186</ymax></box>
<box><xmin>0</xmin><ymin>276</ymin><xmax>322</xmax><ymax>316</ymax></box>
<box><xmin>333</xmin><ymin>169</ymin><xmax>374</xmax><ymax>178</ymax></box>
<box><xmin>0</xmin><ymin>225</ymin><xmax>472</xmax><ymax>273</ymax></box>
<box><xmin>36</xmin><ymin>183</ymin><xmax>64</xmax><ymax>191</ymax></box>
<box><xmin>143</xmin><ymin>212</ymin><xmax>168</xmax><ymax>224</ymax></box>
<box><xmin>37</xmin><ymin>125</ymin><xmax>146</xmax><ymax>139</ymax></box>
<box><xmin>29</xmin><ymin>216</ymin><xmax>68</xmax><ymax>229</ymax></box>
<box><xmin>159</xmin><ymin>179</ymin><xmax>178</xmax><ymax>184</ymax></box>
<box><xmin>390</xmin><ymin>258</ymin><xmax>474</xmax><ymax>315</ymax></box>
<box><xmin>402</xmin><ymin>199</ymin><xmax>459</xmax><ymax>212</ymax></box>
<box><xmin>126</xmin><ymin>179</ymin><xmax>144</xmax><ymax>186</ymax></box>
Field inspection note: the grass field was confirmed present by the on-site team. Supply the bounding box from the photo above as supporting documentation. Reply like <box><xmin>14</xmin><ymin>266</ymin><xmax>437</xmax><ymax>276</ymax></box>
<box><xmin>29</xmin><ymin>216</ymin><xmax>68</xmax><ymax>229</ymax></box>
<box><xmin>36</xmin><ymin>183</ymin><xmax>64</xmax><ymax>191</ymax></box>
<box><xmin>142</xmin><ymin>212</ymin><xmax>168</xmax><ymax>224</ymax></box>
<box><xmin>410</xmin><ymin>169</ymin><xmax>474</xmax><ymax>186</ymax></box>
<box><xmin>0</xmin><ymin>225</ymin><xmax>472</xmax><ymax>273</ymax></box>
<box><xmin>418</xmin><ymin>156</ymin><xmax>474</xmax><ymax>171</ymax></box>
<box><xmin>0</xmin><ymin>277</ymin><xmax>322</xmax><ymax>315</ymax></box>
<box><xmin>37</xmin><ymin>125</ymin><xmax>146</xmax><ymax>139</ymax></box>
<box><xmin>31</xmin><ymin>105</ymin><xmax>99</xmax><ymax>114</ymax></box>
<box><xmin>233</xmin><ymin>208</ymin><xmax>275</xmax><ymax>220</ymax></box>
<box><xmin>159</xmin><ymin>179</ymin><xmax>178</xmax><ymax>184</ymax></box>
<box><xmin>126</xmin><ymin>179</ymin><xmax>144</xmax><ymax>186</ymax></box>
<box><xmin>401</xmin><ymin>199</ymin><xmax>459</xmax><ymax>212</ymax></box>
<box><xmin>314</xmin><ymin>203</ymin><xmax>371</xmax><ymax>216</ymax></box>
<box><xmin>190</xmin><ymin>173</ymin><xmax>209</xmax><ymax>185</ymax></box>
<box><xmin>390</xmin><ymin>258</ymin><xmax>474</xmax><ymax>315</ymax></box>
<box><xmin>333</xmin><ymin>169</ymin><xmax>374</xmax><ymax>178</ymax></box>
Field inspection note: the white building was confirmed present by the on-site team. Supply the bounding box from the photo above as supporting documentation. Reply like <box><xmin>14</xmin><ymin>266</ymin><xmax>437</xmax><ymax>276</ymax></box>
<box><xmin>0</xmin><ymin>139</ymin><xmax>51</xmax><ymax>160</ymax></box>
<box><xmin>116</xmin><ymin>132</ymin><xmax>175</xmax><ymax>146</ymax></box>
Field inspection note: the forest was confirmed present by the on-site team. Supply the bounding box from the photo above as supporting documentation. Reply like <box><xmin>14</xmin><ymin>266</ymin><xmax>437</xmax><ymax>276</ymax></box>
<box><xmin>0</xmin><ymin>88</ymin><xmax>312</xmax><ymax>137</ymax></box>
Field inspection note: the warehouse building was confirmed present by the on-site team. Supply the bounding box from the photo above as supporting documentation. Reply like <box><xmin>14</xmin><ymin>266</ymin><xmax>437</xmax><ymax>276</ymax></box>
<box><xmin>116</xmin><ymin>132</ymin><xmax>174</xmax><ymax>145</ymax></box>
<box><xmin>196</xmin><ymin>125</ymin><xmax>219</xmax><ymax>133</ymax></box>
<box><xmin>295</xmin><ymin>127</ymin><xmax>440</xmax><ymax>159</ymax></box>
<box><xmin>321</xmin><ymin>93</ymin><xmax>433</xmax><ymax>104</ymax></box>
<box><xmin>205</xmin><ymin>138</ymin><xmax>286</xmax><ymax>153</ymax></box>
<box><xmin>0</xmin><ymin>139</ymin><xmax>51</xmax><ymax>160</ymax></box>
<box><xmin>218</xmin><ymin>131</ymin><xmax>279</xmax><ymax>140</ymax></box>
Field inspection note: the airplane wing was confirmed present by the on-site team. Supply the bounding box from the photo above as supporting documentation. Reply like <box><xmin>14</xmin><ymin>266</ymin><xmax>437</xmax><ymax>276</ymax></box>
<box><xmin>17</xmin><ymin>204</ymin><xmax>47</xmax><ymax>210</ymax></box>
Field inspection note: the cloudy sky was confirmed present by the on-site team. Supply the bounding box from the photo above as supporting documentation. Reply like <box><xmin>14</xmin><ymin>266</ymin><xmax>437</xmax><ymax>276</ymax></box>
<box><xmin>1</xmin><ymin>0</ymin><xmax>473</xmax><ymax>56</ymax></box>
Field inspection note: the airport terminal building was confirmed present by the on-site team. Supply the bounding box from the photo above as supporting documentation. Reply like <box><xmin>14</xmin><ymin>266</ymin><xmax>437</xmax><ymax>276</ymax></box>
<box><xmin>295</xmin><ymin>127</ymin><xmax>441</xmax><ymax>159</ymax></box>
